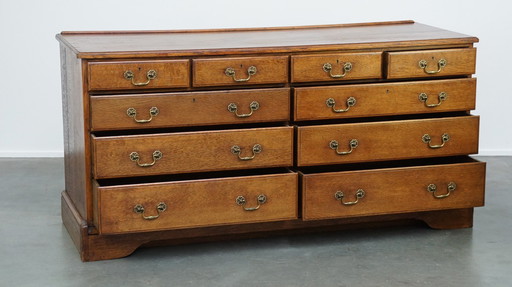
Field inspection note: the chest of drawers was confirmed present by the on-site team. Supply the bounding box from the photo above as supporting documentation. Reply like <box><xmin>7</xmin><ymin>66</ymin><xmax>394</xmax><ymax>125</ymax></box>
<box><xmin>57</xmin><ymin>20</ymin><xmax>485</xmax><ymax>261</ymax></box>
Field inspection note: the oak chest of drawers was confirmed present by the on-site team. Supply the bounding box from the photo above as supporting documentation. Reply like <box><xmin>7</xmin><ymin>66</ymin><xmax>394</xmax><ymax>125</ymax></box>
<box><xmin>57</xmin><ymin>20</ymin><xmax>485</xmax><ymax>261</ymax></box>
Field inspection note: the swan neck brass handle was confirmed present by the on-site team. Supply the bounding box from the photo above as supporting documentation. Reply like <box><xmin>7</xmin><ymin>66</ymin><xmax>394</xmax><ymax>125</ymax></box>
<box><xmin>419</xmin><ymin>92</ymin><xmax>447</xmax><ymax>108</ymax></box>
<box><xmin>227</xmin><ymin>101</ymin><xmax>260</xmax><ymax>118</ymax></box>
<box><xmin>422</xmin><ymin>133</ymin><xmax>450</xmax><ymax>149</ymax></box>
<box><xmin>129</xmin><ymin>150</ymin><xmax>163</xmax><ymax>167</ymax></box>
<box><xmin>427</xmin><ymin>182</ymin><xmax>456</xmax><ymax>199</ymax></box>
<box><xmin>335</xmin><ymin>189</ymin><xmax>365</xmax><ymax>206</ymax></box>
<box><xmin>236</xmin><ymin>194</ymin><xmax>267</xmax><ymax>211</ymax></box>
<box><xmin>133</xmin><ymin>202</ymin><xmax>167</xmax><ymax>220</ymax></box>
<box><xmin>225</xmin><ymin>66</ymin><xmax>257</xmax><ymax>82</ymax></box>
<box><xmin>329</xmin><ymin>139</ymin><xmax>358</xmax><ymax>155</ymax></box>
<box><xmin>326</xmin><ymin>97</ymin><xmax>356</xmax><ymax>113</ymax></box>
<box><xmin>126</xmin><ymin>107</ymin><xmax>159</xmax><ymax>123</ymax></box>
<box><xmin>123</xmin><ymin>69</ymin><xmax>157</xmax><ymax>86</ymax></box>
<box><xmin>418</xmin><ymin>59</ymin><xmax>447</xmax><ymax>74</ymax></box>
<box><xmin>231</xmin><ymin>144</ymin><xmax>262</xmax><ymax>161</ymax></box>
<box><xmin>323</xmin><ymin>62</ymin><xmax>352</xmax><ymax>78</ymax></box>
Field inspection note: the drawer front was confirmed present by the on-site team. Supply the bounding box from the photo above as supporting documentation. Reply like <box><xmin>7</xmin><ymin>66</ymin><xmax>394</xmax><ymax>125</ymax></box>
<box><xmin>291</xmin><ymin>52</ymin><xmax>382</xmax><ymax>83</ymax></box>
<box><xmin>302</xmin><ymin>160</ymin><xmax>485</xmax><ymax>220</ymax></box>
<box><xmin>386</xmin><ymin>48</ymin><xmax>476</xmax><ymax>79</ymax></box>
<box><xmin>95</xmin><ymin>172</ymin><xmax>298</xmax><ymax>234</ymax></box>
<box><xmin>294</xmin><ymin>78</ymin><xmax>476</xmax><ymax>121</ymax></box>
<box><xmin>93</xmin><ymin>126</ymin><xmax>294</xmax><ymax>178</ymax></box>
<box><xmin>297</xmin><ymin>116</ymin><xmax>479</xmax><ymax>166</ymax></box>
<box><xmin>88</xmin><ymin>60</ymin><xmax>190</xmax><ymax>91</ymax></box>
<box><xmin>90</xmin><ymin>88</ymin><xmax>290</xmax><ymax>131</ymax></box>
<box><xmin>193</xmin><ymin>56</ymin><xmax>288</xmax><ymax>87</ymax></box>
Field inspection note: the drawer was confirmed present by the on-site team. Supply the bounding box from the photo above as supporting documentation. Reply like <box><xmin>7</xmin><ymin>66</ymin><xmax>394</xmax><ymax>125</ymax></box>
<box><xmin>297</xmin><ymin>115</ymin><xmax>479</xmax><ymax>166</ymax></box>
<box><xmin>301</xmin><ymin>158</ymin><xmax>485</xmax><ymax>220</ymax></box>
<box><xmin>88</xmin><ymin>60</ymin><xmax>190</xmax><ymax>91</ymax></box>
<box><xmin>294</xmin><ymin>78</ymin><xmax>476</xmax><ymax>121</ymax></box>
<box><xmin>386</xmin><ymin>48</ymin><xmax>476</xmax><ymax>79</ymax></box>
<box><xmin>94</xmin><ymin>171</ymin><xmax>298</xmax><ymax>234</ymax></box>
<box><xmin>193</xmin><ymin>56</ymin><xmax>288</xmax><ymax>87</ymax></box>
<box><xmin>90</xmin><ymin>88</ymin><xmax>290</xmax><ymax>131</ymax></box>
<box><xmin>291</xmin><ymin>52</ymin><xmax>382</xmax><ymax>83</ymax></box>
<box><xmin>93</xmin><ymin>126</ymin><xmax>294</xmax><ymax>178</ymax></box>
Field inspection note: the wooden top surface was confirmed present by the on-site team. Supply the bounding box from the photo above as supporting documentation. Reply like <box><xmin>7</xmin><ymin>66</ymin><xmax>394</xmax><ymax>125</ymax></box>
<box><xmin>57</xmin><ymin>21</ymin><xmax>478</xmax><ymax>59</ymax></box>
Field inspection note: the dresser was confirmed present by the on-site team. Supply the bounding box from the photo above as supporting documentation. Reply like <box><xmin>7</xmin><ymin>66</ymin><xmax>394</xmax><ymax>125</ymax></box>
<box><xmin>57</xmin><ymin>20</ymin><xmax>485</xmax><ymax>261</ymax></box>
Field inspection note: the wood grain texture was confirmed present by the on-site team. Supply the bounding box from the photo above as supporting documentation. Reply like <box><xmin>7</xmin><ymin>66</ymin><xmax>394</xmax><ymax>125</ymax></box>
<box><xmin>294</xmin><ymin>78</ymin><xmax>476</xmax><ymax>121</ymax></box>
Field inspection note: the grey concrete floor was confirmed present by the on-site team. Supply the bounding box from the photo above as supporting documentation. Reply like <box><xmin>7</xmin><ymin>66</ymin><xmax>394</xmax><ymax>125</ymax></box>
<box><xmin>0</xmin><ymin>156</ymin><xmax>510</xmax><ymax>286</ymax></box>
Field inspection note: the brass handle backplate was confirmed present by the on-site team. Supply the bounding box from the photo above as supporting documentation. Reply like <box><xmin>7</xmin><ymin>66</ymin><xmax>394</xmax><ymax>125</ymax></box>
<box><xmin>329</xmin><ymin>139</ymin><xmax>358</xmax><ymax>155</ymax></box>
<box><xmin>323</xmin><ymin>62</ymin><xmax>352</xmax><ymax>78</ymax></box>
<box><xmin>427</xmin><ymin>182</ymin><xmax>456</xmax><ymax>199</ymax></box>
<box><xmin>123</xmin><ymin>69</ymin><xmax>157</xmax><ymax>86</ymax></box>
<box><xmin>133</xmin><ymin>202</ymin><xmax>167</xmax><ymax>220</ymax></box>
<box><xmin>225</xmin><ymin>66</ymin><xmax>257</xmax><ymax>82</ymax></box>
<box><xmin>129</xmin><ymin>150</ymin><xmax>163</xmax><ymax>167</ymax></box>
<box><xmin>418</xmin><ymin>59</ymin><xmax>447</xmax><ymax>74</ymax></box>
<box><xmin>418</xmin><ymin>92</ymin><xmax>447</xmax><ymax>108</ymax></box>
<box><xmin>326</xmin><ymin>97</ymin><xmax>356</xmax><ymax>113</ymax></box>
<box><xmin>422</xmin><ymin>133</ymin><xmax>450</xmax><ymax>149</ymax></box>
<box><xmin>227</xmin><ymin>101</ymin><xmax>260</xmax><ymax>118</ymax></box>
<box><xmin>334</xmin><ymin>189</ymin><xmax>365</xmax><ymax>206</ymax></box>
<box><xmin>126</xmin><ymin>107</ymin><xmax>159</xmax><ymax>123</ymax></box>
<box><xmin>231</xmin><ymin>144</ymin><xmax>262</xmax><ymax>161</ymax></box>
<box><xmin>236</xmin><ymin>194</ymin><xmax>267</xmax><ymax>211</ymax></box>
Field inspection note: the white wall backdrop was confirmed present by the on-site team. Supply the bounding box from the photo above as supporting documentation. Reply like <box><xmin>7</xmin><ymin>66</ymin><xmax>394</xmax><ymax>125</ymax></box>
<box><xmin>0</xmin><ymin>0</ymin><xmax>511</xmax><ymax>157</ymax></box>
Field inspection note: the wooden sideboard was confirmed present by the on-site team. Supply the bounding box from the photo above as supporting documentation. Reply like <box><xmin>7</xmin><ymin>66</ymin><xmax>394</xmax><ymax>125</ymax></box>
<box><xmin>57</xmin><ymin>20</ymin><xmax>485</xmax><ymax>261</ymax></box>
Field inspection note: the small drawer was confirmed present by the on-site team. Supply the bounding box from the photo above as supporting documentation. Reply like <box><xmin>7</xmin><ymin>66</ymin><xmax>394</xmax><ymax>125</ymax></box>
<box><xmin>386</xmin><ymin>48</ymin><xmax>476</xmax><ymax>79</ymax></box>
<box><xmin>291</xmin><ymin>52</ymin><xmax>382</xmax><ymax>83</ymax></box>
<box><xmin>90</xmin><ymin>88</ymin><xmax>290</xmax><ymax>131</ymax></box>
<box><xmin>193</xmin><ymin>56</ymin><xmax>288</xmax><ymax>87</ymax></box>
<box><xmin>301</xmin><ymin>158</ymin><xmax>485</xmax><ymax>220</ymax></box>
<box><xmin>94</xmin><ymin>171</ymin><xmax>298</xmax><ymax>234</ymax></box>
<box><xmin>88</xmin><ymin>60</ymin><xmax>190</xmax><ymax>91</ymax></box>
<box><xmin>297</xmin><ymin>115</ymin><xmax>479</xmax><ymax>166</ymax></box>
<box><xmin>294</xmin><ymin>78</ymin><xmax>476</xmax><ymax>121</ymax></box>
<box><xmin>92</xmin><ymin>126</ymin><xmax>294</xmax><ymax>179</ymax></box>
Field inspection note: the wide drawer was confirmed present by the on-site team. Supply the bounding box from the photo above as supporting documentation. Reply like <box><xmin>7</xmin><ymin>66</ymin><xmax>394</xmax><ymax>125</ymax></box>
<box><xmin>88</xmin><ymin>60</ymin><xmax>190</xmax><ymax>91</ymax></box>
<box><xmin>297</xmin><ymin>115</ymin><xmax>479</xmax><ymax>166</ymax></box>
<box><xmin>193</xmin><ymin>56</ymin><xmax>288</xmax><ymax>87</ymax></box>
<box><xmin>90</xmin><ymin>88</ymin><xmax>290</xmax><ymax>131</ymax></box>
<box><xmin>93</xmin><ymin>126</ymin><xmax>294</xmax><ymax>178</ymax></box>
<box><xmin>94</xmin><ymin>171</ymin><xmax>298</xmax><ymax>234</ymax></box>
<box><xmin>301</xmin><ymin>158</ymin><xmax>485</xmax><ymax>220</ymax></box>
<box><xmin>386</xmin><ymin>48</ymin><xmax>476</xmax><ymax>79</ymax></box>
<box><xmin>291</xmin><ymin>52</ymin><xmax>382</xmax><ymax>83</ymax></box>
<box><xmin>294</xmin><ymin>78</ymin><xmax>476</xmax><ymax>121</ymax></box>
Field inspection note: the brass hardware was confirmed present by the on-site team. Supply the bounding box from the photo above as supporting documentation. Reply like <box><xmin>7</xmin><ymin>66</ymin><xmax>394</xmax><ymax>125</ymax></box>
<box><xmin>129</xmin><ymin>150</ymin><xmax>163</xmax><ymax>167</ymax></box>
<box><xmin>133</xmin><ymin>202</ymin><xmax>167</xmax><ymax>220</ymax></box>
<box><xmin>123</xmin><ymin>69</ymin><xmax>157</xmax><ymax>86</ymax></box>
<box><xmin>231</xmin><ymin>144</ymin><xmax>262</xmax><ymax>161</ymax></box>
<box><xmin>224</xmin><ymin>66</ymin><xmax>257</xmax><ymax>82</ymax></box>
<box><xmin>236</xmin><ymin>194</ymin><xmax>267</xmax><ymax>211</ymax></box>
<box><xmin>418</xmin><ymin>59</ymin><xmax>447</xmax><ymax>74</ymax></box>
<box><xmin>418</xmin><ymin>92</ymin><xmax>447</xmax><ymax>108</ymax></box>
<box><xmin>329</xmin><ymin>139</ymin><xmax>358</xmax><ymax>155</ymax></box>
<box><xmin>227</xmin><ymin>101</ymin><xmax>260</xmax><ymax>118</ymax></box>
<box><xmin>322</xmin><ymin>62</ymin><xmax>353</xmax><ymax>78</ymax></box>
<box><xmin>126</xmin><ymin>107</ymin><xmax>159</xmax><ymax>123</ymax></box>
<box><xmin>422</xmin><ymin>133</ymin><xmax>450</xmax><ymax>149</ymax></box>
<box><xmin>427</xmin><ymin>182</ymin><xmax>456</xmax><ymax>199</ymax></box>
<box><xmin>334</xmin><ymin>189</ymin><xmax>365</xmax><ymax>206</ymax></box>
<box><xmin>326</xmin><ymin>97</ymin><xmax>356</xmax><ymax>113</ymax></box>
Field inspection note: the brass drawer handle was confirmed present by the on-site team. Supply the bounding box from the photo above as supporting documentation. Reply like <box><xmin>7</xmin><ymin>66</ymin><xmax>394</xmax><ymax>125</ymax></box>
<box><xmin>322</xmin><ymin>62</ymin><xmax>352</xmax><ymax>78</ymax></box>
<box><xmin>225</xmin><ymin>66</ymin><xmax>257</xmax><ymax>82</ymax></box>
<box><xmin>334</xmin><ymin>189</ymin><xmax>365</xmax><ymax>206</ymax></box>
<box><xmin>329</xmin><ymin>139</ymin><xmax>358</xmax><ymax>155</ymax></box>
<box><xmin>326</xmin><ymin>97</ymin><xmax>356</xmax><ymax>113</ymax></box>
<box><xmin>427</xmin><ymin>182</ymin><xmax>456</xmax><ymax>199</ymax></box>
<box><xmin>422</xmin><ymin>133</ymin><xmax>450</xmax><ymax>149</ymax></box>
<box><xmin>126</xmin><ymin>107</ymin><xmax>159</xmax><ymax>123</ymax></box>
<box><xmin>236</xmin><ymin>194</ymin><xmax>267</xmax><ymax>211</ymax></box>
<box><xmin>123</xmin><ymin>69</ymin><xmax>157</xmax><ymax>86</ymax></box>
<box><xmin>227</xmin><ymin>101</ymin><xmax>260</xmax><ymax>118</ymax></box>
<box><xmin>418</xmin><ymin>59</ymin><xmax>447</xmax><ymax>74</ymax></box>
<box><xmin>418</xmin><ymin>92</ymin><xmax>447</xmax><ymax>108</ymax></box>
<box><xmin>129</xmin><ymin>150</ymin><xmax>163</xmax><ymax>167</ymax></box>
<box><xmin>231</xmin><ymin>144</ymin><xmax>262</xmax><ymax>161</ymax></box>
<box><xmin>133</xmin><ymin>202</ymin><xmax>167</xmax><ymax>220</ymax></box>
